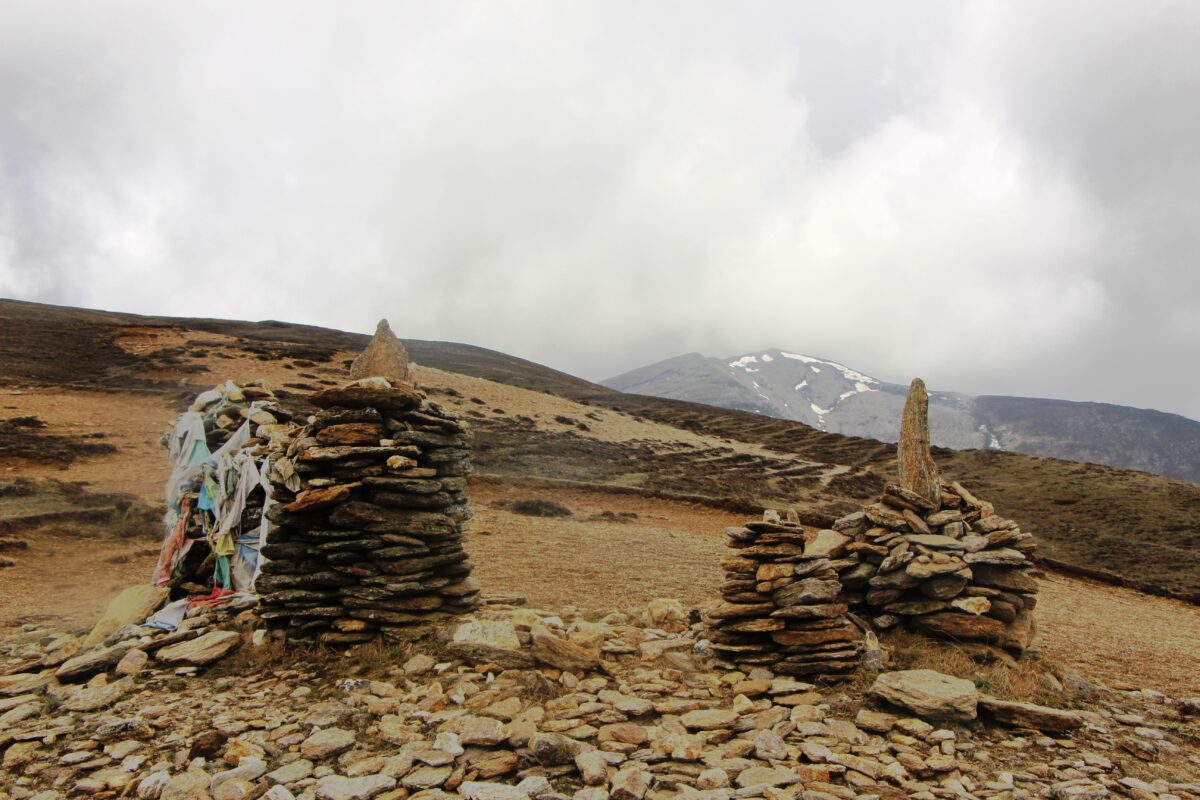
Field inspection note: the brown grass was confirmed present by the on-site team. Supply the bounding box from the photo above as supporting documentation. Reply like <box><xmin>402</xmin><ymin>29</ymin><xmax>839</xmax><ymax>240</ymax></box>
<box><xmin>1035</xmin><ymin>571</ymin><xmax>1200</xmax><ymax>695</ymax></box>
<box><xmin>881</xmin><ymin>629</ymin><xmax>1064</xmax><ymax>705</ymax></box>
<box><xmin>466</xmin><ymin>482</ymin><xmax>741</xmax><ymax>612</ymax></box>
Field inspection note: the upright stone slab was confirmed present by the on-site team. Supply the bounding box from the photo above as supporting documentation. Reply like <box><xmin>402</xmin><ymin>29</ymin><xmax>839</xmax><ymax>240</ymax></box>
<box><xmin>350</xmin><ymin>319</ymin><xmax>412</xmax><ymax>384</ymax></box>
<box><xmin>897</xmin><ymin>378</ymin><xmax>941</xmax><ymax>507</ymax></box>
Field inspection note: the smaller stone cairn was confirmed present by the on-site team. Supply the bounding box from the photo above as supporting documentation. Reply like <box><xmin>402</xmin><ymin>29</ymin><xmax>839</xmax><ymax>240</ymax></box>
<box><xmin>258</xmin><ymin>320</ymin><xmax>480</xmax><ymax>644</ymax></box>
<box><xmin>841</xmin><ymin>477</ymin><xmax>1039</xmax><ymax>655</ymax></box>
<box><xmin>709</xmin><ymin>510</ymin><xmax>865</xmax><ymax>681</ymax></box>
<box><xmin>844</xmin><ymin>377</ymin><xmax>1039</xmax><ymax>656</ymax></box>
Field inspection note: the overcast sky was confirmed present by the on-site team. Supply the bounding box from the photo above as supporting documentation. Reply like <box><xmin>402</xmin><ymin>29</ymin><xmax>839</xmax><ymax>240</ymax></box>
<box><xmin>2</xmin><ymin>2</ymin><xmax>1199</xmax><ymax>420</ymax></box>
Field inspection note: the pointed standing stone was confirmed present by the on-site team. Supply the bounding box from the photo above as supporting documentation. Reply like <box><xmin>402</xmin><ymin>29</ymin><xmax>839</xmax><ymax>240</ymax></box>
<box><xmin>350</xmin><ymin>319</ymin><xmax>411</xmax><ymax>384</ymax></box>
<box><xmin>897</xmin><ymin>378</ymin><xmax>941</xmax><ymax>507</ymax></box>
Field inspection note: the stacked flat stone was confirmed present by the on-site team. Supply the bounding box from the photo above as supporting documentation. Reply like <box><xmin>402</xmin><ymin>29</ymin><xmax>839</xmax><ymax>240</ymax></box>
<box><xmin>708</xmin><ymin>512</ymin><xmax>864</xmax><ymax>681</ymax></box>
<box><xmin>832</xmin><ymin>480</ymin><xmax>1039</xmax><ymax>657</ymax></box>
<box><xmin>258</xmin><ymin>377</ymin><xmax>480</xmax><ymax>645</ymax></box>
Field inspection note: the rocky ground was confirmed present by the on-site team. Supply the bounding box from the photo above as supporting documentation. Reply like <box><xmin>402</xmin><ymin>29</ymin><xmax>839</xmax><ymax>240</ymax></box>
<box><xmin>2</xmin><ymin>597</ymin><xmax>1198</xmax><ymax>800</ymax></box>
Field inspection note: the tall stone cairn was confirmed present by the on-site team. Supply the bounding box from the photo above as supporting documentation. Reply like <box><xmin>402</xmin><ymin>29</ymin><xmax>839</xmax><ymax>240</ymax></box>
<box><xmin>708</xmin><ymin>512</ymin><xmax>864</xmax><ymax>682</ymax></box>
<box><xmin>258</xmin><ymin>321</ymin><xmax>478</xmax><ymax>644</ymax></box>
<box><xmin>897</xmin><ymin>378</ymin><xmax>941</xmax><ymax>506</ymax></box>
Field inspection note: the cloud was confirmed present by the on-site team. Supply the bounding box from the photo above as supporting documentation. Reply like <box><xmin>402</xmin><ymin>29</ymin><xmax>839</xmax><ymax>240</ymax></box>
<box><xmin>1</xmin><ymin>1</ymin><xmax>1197</xmax><ymax>418</ymax></box>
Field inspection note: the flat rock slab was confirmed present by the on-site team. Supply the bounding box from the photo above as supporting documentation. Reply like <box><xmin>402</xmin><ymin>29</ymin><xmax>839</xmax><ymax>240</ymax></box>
<box><xmin>156</xmin><ymin>630</ymin><xmax>242</xmax><ymax>666</ymax></box>
<box><xmin>63</xmin><ymin>682</ymin><xmax>124</xmax><ymax>712</ymax></box>
<box><xmin>773</xmin><ymin>578</ymin><xmax>841</xmax><ymax>607</ymax></box>
<box><xmin>735</xmin><ymin>766</ymin><xmax>801</xmax><ymax>789</ymax></box>
<box><xmin>447</xmin><ymin>618</ymin><xmax>534</xmax><ymax>668</ymax></box>
<box><xmin>284</xmin><ymin>485</ymin><xmax>353</xmax><ymax>513</ymax></box>
<box><xmin>803</xmin><ymin>529</ymin><xmax>849</xmax><ymax>559</ymax></box>
<box><xmin>869</xmin><ymin>669</ymin><xmax>979</xmax><ymax>722</ymax></box>
<box><xmin>529</xmin><ymin>632</ymin><xmax>599</xmax><ymax>672</ymax></box>
<box><xmin>680</xmin><ymin>708</ymin><xmax>739</xmax><ymax>730</ymax></box>
<box><xmin>311</xmin><ymin>380</ymin><xmax>422</xmax><ymax>412</ymax></box>
<box><xmin>912</xmin><ymin>611</ymin><xmax>1009</xmax><ymax>647</ymax></box>
<box><xmin>980</xmin><ymin>696</ymin><xmax>1084</xmax><ymax>733</ymax></box>
<box><xmin>459</xmin><ymin>782</ymin><xmax>531</xmax><ymax>800</ymax></box>
<box><xmin>0</xmin><ymin>671</ymin><xmax>54</xmax><ymax>697</ymax></box>
<box><xmin>301</xmin><ymin>728</ymin><xmax>357</xmax><ymax>760</ymax></box>
<box><xmin>56</xmin><ymin>641</ymin><xmax>138</xmax><ymax>682</ymax></box>
<box><xmin>315</xmin><ymin>774</ymin><xmax>397</xmax><ymax>800</ymax></box>
<box><xmin>971</xmin><ymin>564</ymin><xmax>1038</xmax><ymax>593</ymax></box>
<box><xmin>905</xmin><ymin>534</ymin><xmax>966</xmax><ymax>550</ymax></box>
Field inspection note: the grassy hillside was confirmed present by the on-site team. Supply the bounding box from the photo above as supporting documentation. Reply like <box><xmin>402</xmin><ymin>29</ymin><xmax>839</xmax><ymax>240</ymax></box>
<box><xmin>2</xmin><ymin>298</ymin><xmax>1197</xmax><ymax>599</ymax></box>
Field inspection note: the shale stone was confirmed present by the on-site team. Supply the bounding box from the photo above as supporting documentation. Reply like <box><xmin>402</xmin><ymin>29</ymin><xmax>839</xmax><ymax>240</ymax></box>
<box><xmin>350</xmin><ymin>319</ymin><xmax>412</xmax><ymax>384</ymax></box>
<box><xmin>869</xmin><ymin>669</ymin><xmax>979</xmax><ymax>721</ymax></box>
<box><xmin>896</xmin><ymin>378</ymin><xmax>941</xmax><ymax>506</ymax></box>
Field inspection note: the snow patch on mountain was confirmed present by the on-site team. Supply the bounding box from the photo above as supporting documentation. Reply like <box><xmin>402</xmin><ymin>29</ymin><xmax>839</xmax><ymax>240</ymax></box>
<box><xmin>780</xmin><ymin>352</ymin><xmax>878</xmax><ymax>385</ymax></box>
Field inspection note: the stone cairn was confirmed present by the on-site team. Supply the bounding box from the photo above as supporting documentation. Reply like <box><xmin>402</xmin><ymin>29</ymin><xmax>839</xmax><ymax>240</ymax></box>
<box><xmin>258</xmin><ymin>320</ymin><xmax>480</xmax><ymax>645</ymax></box>
<box><xmin>708</xmin><ymin>378</ymin><xmax>1039</xmax><ymax>675</ymax></box>
<box><xmin>710</xmin><ymin>513</ymin><xmax>866</xmax><ymax>681</ymax></box>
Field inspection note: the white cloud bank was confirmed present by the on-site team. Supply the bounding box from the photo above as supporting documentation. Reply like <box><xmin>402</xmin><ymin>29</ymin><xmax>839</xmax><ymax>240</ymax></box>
<box><xmin>1</xmin><ymin>1</ymin><xmax>1198</xmax><ymax>418</ymax></box>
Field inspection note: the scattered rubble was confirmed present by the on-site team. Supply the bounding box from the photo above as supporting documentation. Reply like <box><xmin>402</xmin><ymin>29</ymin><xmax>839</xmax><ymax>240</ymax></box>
<box><xmin>2</xmin><ymin>601</ymin><xmax>1198</xmax><ymax>800</ymax></box>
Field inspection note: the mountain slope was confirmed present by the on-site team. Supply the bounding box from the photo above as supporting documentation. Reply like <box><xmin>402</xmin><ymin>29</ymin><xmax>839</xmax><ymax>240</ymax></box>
<box><xmin>605</xmin><ymin>348</ymin><xmax>1200</xmax><ymax>483</ymax></box>
<box><xmin>2</xmin><ymin>298</ymin><xmax>1199</xmax><ymax>600</ymax></box>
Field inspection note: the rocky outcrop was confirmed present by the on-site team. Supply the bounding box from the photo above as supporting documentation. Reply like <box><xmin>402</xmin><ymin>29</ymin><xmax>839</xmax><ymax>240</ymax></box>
<box><xmin>978</xmin><ymin>695</ymin><xmax>1085</xmax><ymax>733</ymax></box>
<box><xmin>2</xmin><ymin>602</ymin><xmax>1193</xmax><ymax>800</ymax></box>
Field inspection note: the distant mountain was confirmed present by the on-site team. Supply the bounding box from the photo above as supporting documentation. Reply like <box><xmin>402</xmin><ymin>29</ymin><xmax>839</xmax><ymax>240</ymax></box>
<box><xmin>604</xmin><ymin>349</ymin><xmax>1200</xmax><ymax>483</ymax></box>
